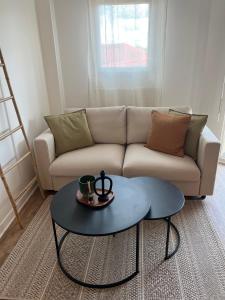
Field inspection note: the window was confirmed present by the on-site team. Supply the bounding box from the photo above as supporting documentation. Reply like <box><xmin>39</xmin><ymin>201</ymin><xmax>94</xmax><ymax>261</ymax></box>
<box><xmin>98</xmin><ymin>3</ymin><xmax>150</xmax><ymax>69</ymax></box>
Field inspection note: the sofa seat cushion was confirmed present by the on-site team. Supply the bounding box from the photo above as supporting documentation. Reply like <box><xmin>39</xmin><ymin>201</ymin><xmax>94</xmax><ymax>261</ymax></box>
<box><xmin>123</xmin><ymin>144</ymin><xmax>200</xmax><ymax>182</ymax></box>
<box><xmin>50</xmin><ymin>144</ymin><xmax>125</xmax><ymax>177</ymax></box>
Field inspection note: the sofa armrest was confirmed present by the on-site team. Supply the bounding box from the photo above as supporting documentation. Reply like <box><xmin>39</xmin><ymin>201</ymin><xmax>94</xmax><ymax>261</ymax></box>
<box><xmin>33</xmin><ymin>129</ymin><xmax>55</xmax><ymax>190</ymax></box>
<box><xmin>197</xmin><ymin>126</ymin><xmax>220</xmax><ymax>195</ymax></box>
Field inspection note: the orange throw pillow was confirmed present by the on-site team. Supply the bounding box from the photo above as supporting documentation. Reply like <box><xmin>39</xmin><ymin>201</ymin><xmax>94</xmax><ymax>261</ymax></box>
<box><xmin>145</xmin><ymin>110</ymin><xmax>191</xmax><ymax>157</ymax></box>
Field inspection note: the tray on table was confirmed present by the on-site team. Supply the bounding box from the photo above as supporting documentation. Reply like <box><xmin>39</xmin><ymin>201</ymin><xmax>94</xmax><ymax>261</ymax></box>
<box><xmin>76</xmin><ymin>188</ymin><xmax>114</xmax><ymax>209</ymax></box>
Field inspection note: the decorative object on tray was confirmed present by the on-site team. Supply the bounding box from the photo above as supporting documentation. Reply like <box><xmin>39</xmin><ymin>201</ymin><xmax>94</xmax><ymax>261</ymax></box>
<box><xmin>79</xmin><ymin>175</ymin><xmax>95</xmax><ymax>200</ymax></box>
<box><xmin>76</xmin><ymin>170</ymin><xmax>114</xmax><ymax>209</ymax></box>
<box><xmin>94</xmin><ymin>170</ymin><xmax>113</xmax><ymax>202</ymax></box>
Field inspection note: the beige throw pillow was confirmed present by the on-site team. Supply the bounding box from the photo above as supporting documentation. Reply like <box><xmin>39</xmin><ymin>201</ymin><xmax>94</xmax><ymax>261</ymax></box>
<box><xmin>145</xmin><ymin>110</ymin><xmax>191</xmax><ymax>157</ymax></box>
<box><xmin>44</xmin><ymin>110</ymin><xmax>94</xmax><ymax>156</ymax></box>
<box><xmin>169</xmin><ymin>109</ymin><xmax>208</xmax><ymax>160</ymax></box>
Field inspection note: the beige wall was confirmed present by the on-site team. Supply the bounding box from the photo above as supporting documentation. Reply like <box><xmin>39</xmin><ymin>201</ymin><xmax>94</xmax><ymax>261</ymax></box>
<box><xmin>0</xmin><ymin>0</ymin><xmax>50</xmax><ymax>237</ymax></box>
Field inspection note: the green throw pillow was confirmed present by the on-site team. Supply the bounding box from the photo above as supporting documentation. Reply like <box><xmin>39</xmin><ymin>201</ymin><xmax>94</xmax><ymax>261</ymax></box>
<box><xmin>169</xmin><ymin>109</ymin><xmax>208</xmax><ymax>160</ymax></box>
<box><xmin>44</xmin><ymin>110</ymin><xmax>94</xmax><ymax>156</ymax></box>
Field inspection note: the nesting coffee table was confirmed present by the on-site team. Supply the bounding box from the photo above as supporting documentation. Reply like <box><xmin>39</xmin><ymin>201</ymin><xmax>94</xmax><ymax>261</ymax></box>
<box><xmin>51</xmin><ymin>175</ymin><xmax>184</xmax><ymax>288</ymax></box>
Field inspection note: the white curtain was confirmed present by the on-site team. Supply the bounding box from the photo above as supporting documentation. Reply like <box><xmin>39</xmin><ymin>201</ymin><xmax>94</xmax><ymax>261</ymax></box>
<box><xmin>87</xmin><ymin>0</ymin><xmax>167</xmax><ymax>107</ymax></box>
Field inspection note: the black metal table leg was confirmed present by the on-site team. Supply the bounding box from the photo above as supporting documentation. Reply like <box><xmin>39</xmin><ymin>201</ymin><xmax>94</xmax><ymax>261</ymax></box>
<box><xmin>165</xmin><ymin>217</ymin><xmax>171</xmax><ymax>259</ymax></box>
<box><xmin>164</xmin><ymin>217</ymin><xmax>180</xmax><ymax>260</ymax></box>
<box><xmin>52</xmin><ymin>218</ymin><xmax>59</xmax><ymax>259</ymax></box>
<box><xmin>51</xmin><ymin>219</ymin><xmax>140</xmax><ymax>289</ymax></box>
<box><xmin>136</xmin><ymin>222</ymin><xmax>140</xmax><ymax>273</ymax></box>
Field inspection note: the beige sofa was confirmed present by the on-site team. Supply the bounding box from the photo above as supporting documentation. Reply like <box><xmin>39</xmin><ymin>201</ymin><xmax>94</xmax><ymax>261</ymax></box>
<box><xmin>34</xmin><ymin>106</ymin><xmax>220</xmax><ymax>197</ymax></box>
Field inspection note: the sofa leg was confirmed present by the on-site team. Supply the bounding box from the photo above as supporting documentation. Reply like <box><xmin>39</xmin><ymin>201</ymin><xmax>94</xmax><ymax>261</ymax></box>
<box><xmin>185</xmin><ymin>195</ymin><xmax>206</xmax><ymax>200</ymax></box>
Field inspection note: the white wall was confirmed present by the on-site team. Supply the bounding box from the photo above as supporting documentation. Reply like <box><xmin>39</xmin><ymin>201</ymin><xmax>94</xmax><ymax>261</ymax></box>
<box><xmin>35</xmin><ymin>0</ymin><xmax>65</xmax><ymax>114</ymax></box>
<box><xmin>53</xmin><ymin>0</ymin><xmax>89</xmax><ymax>109</ymax></box>
<box><xmin>36</xmin><ymin>0</ymin><xmax>225</xmax><ymax>139</ymax></box>
<box><xmin>0</xmin><ymin>0</ymin><xmax>50</xmax><ymax>237</ymax></box>
<box><xmin>162</xmin><ymin>0</ymin><xmax>225</xmax><ymax>138</ymax></box>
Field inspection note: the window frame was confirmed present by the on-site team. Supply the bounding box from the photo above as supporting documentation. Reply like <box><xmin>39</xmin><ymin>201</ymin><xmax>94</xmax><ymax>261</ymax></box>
<box><xmin>96</xmin><ymin>2</ymin><xmax>151</xmax><ymax>73</ymax></box>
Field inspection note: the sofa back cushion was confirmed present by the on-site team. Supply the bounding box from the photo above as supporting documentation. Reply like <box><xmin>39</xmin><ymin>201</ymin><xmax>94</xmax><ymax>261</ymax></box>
<box><xmin>44</xmin><ymin>110</ymin><xmax>94</xmax><ymax>156</ymax></box>
<box><xmin>65</xmin><ymin>106</ymin><xmax>126</xmax><ymax>144</ymax></box>
<box><xmin>127</xmin><ymin>106</ymin><xmax>192</xmax><ymax>144</ymax></box>
<box><xmin>145</xmin><ymin>110</ymin><xmax>191</xmax><ymax>157</ymax></box>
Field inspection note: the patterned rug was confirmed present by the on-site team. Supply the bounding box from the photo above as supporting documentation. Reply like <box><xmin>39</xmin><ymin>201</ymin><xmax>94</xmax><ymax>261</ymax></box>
<box><xmin>1</xmin><ymin>197</ymin><xmax>225</xmax><ymax>300</ymax></box>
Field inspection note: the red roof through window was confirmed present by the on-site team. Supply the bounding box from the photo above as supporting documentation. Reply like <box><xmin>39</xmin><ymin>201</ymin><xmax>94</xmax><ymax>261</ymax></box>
<box><xmin>101</xmin><ymin>43</ymin><xmax>148</xmax><ymax>67</ymax></box>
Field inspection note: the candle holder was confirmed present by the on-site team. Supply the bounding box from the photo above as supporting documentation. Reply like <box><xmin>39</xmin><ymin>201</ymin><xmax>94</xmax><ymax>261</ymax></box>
<box><xmin>94</xmin><ymin>170</ymin><xmax>113</xmax><ymax>202</ymax></box>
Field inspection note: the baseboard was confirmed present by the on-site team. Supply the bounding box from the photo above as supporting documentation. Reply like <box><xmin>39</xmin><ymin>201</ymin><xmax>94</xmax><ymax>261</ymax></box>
<box><xmin>0</xmin><ymin>184</ymin><xmax>38</xmax><ymax>239</ymax></box>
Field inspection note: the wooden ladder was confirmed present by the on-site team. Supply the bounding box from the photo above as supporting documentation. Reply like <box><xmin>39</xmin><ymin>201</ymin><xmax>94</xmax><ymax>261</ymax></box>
<box><xmin>0</xmin><ymin>49</ymin><xmax>44</xmax><ymax>229</ymax></box>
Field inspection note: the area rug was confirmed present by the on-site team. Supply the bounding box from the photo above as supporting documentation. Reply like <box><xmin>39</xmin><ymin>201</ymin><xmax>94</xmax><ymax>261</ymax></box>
<box><xmin>1</xmin><ymin>197</ymin><xmax>225</xmax><ymax>300</ymax></box>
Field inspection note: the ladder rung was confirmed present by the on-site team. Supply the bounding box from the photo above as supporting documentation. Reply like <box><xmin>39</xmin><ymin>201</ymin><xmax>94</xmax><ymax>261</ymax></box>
<box><xmin>0</xmin><ymin>125</ymin><xmax>23</xmax><ymax>141</ymax></box>
<box><xmin>0</xmin><ymin>96</ymin><xmax>13</xmax><ymax>104</ymax></box>
<box><xmin>15</xmin><ymin>176</ymin><xmax>37</xmax><ymax>201</ymax></box>
<box><xmin>0</xmin><ymin>49</ymin><xmax>39</xmax><ymax>229</ymax></box>
<box><xmin>2</xmin><ymin>151</ymin><xmax>32</xmax><ymax>175</ymax></box>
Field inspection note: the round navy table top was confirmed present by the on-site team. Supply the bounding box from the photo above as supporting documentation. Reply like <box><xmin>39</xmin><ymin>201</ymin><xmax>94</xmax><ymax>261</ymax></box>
<box><xmin>51</xmin><ymin>175</ymin><xmax>151</xmax><ymax>236</ymax></box>
<box><xmin>130</xmin><ymin>177</ymin><xmax>185</xmax><ymax>220</ymax></box>
<box><xmin>50</xmin><ymin>176</ymin><xmax>185</xmax><ymax>236</ymax></box>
